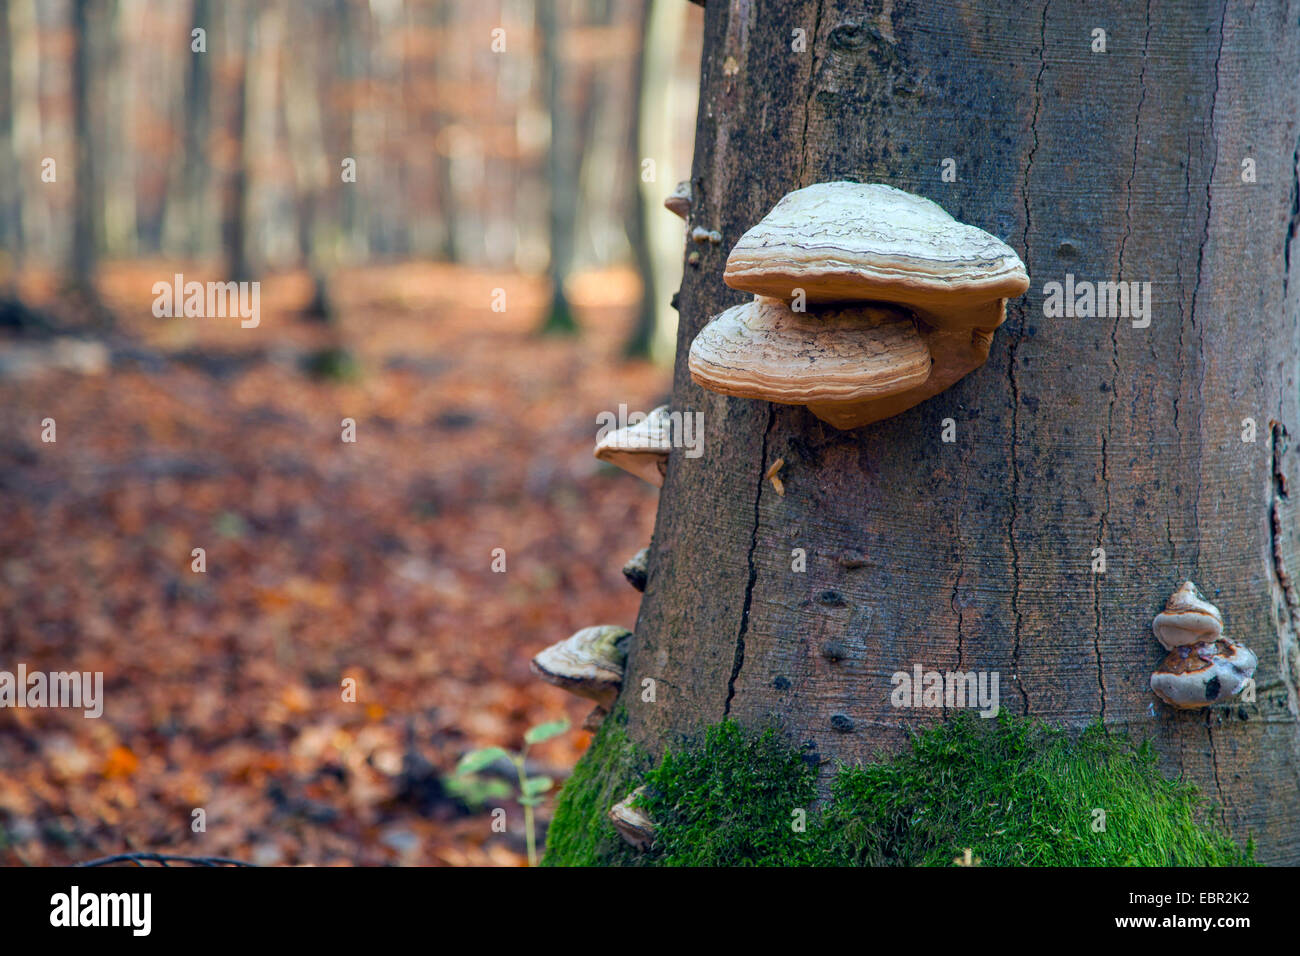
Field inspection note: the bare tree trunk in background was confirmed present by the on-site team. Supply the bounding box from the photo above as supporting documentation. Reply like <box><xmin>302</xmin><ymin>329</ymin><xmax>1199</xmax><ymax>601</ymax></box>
<box><xmin>623</xmin><ymin>0</ymin><xmax>687</xmax><ymax>360</ymax></box>
<box><xmin>538</xmin><ymin>0</ymin><xmax>578</xmax><ymax>333</ymax></box>
<box><xmin>334</xmin><ymin>0</ymin><xmax>364</xmax><ymax>260</ymax></box>
<box><xmin>4</xmin><ymin>0</ymin><xmax>45</xmax><ymax>270</ymax></box>
<box><xmin>282</xmin><ymin>3</ymin><xmax>334</xmax><ymax>321</ymax></box>
<box><xmin>101</xmin><ymin>0</ymin><xmax>138</xmax><ymax>258</ymax></box>
<box><xmin>0</xmin><ymin>0</ymin><xmax>15</xmax><ymax>276</ymax></box>
<box><xmin>0</xmin><ymin>1</ymin><xmax>46</xmax><ymax>332</ymax></box>
<box><xmin>620</xmin><ymin>0</ymin><xmax>1300</xmax><ymax>862</ymax></box>
<box><xmin>572</xmin><ymin>0</ymin><xmax>615</xmax><ymax>269</ymax></box>
<box><xmin>621</xmin><ymin>0</ymin><xmax>657</xmax><ymax>358</ymax></box>
<box><xmin>173</xmin><ymin>0</ymin><xmax>213</xmax><ymax>258</ymax></box>
<box><xmin>68</xmin><ymin>0</ymin><xmax>101</xmax><ymax>300</ymax></box>
<box><xmin>222</xmin><ymin>1</ymin><xmax>256</xmax><ymax>282</ymax></box>
<box><xmin>430</xmin><ymin>0</ymin><xmax>457</xmax><ymax>261</ymax></box>
<box><xmin>6</xmin><ymin>0</ymin><xmax>43</xmax><ymax>265</ymax></box>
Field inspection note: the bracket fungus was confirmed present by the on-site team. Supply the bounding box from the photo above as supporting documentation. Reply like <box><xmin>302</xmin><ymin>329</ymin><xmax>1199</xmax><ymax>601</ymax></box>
<box><xmin>1152</xmin><ymin>580</ymin><xmax>1223</xmax><ymax>650</ymax></box>
<box><xmin>622</xmin><ymin>546</ymin><xmax>650</xmax><ymax>592</ymax></box>
<box><xmin>664</xmin><ymin>180</ymin><xmax>692</xmax><ymax>221</ymax></box>
<box><xmin>593</xmin><ymin>405</ymin><xmax>671</xmax><ymax>486</ymax></box>
<box><xmin>689</xmin><ymin>181</ymin><xmax>1029</xmax><ymax>429</ymax></box>
<box><xmin>1149</xmin><ymin>582</ymin><xmax>1257</xmax><ymax>709</ymax></box>
<box><xmin>608</xmin><ymin>786</ymin><xmax>655</xmax><ymax>851</ymax></box>
<box><xmin>530</xmin><ymin>625</ymin><xmax>631</xmax><ymax>710</ymax></box>
<box><xmin>688</xmin><ymin>297</ymin><xmax>933</xmax><ymax>430</ymax></box>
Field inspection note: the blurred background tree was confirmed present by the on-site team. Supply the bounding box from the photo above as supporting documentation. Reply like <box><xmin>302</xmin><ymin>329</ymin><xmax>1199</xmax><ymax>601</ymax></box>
<box><xmin>0</xmin><ymin>0</ymin><xmax>701</xmax><ymax>351</ymax></box>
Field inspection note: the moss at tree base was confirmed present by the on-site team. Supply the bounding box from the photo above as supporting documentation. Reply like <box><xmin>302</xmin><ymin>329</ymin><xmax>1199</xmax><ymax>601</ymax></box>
<box><xmin>542</xmin><ymin>711</ymin><xmax>1253</xmax><ymax>866</ymax></box>
<box><xmin>539</xmin><ymin>708</ymin><xmax>651</xmax><ymax>866</ymax></box>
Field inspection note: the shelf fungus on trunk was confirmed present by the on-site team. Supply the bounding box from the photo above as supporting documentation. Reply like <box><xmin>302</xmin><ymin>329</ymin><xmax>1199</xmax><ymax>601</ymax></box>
<box><xmin>530</xmin><ymin>625</ymin><xmax>632</xmax><ymax>709</ymax></box>
<box><xmin>689</xmin><ymin>181</ymin><xmax>1029</xmax><ymax>429</ymax></box>
<box><xmin>608</xmin><ymin>786</ymin><xmax>655</xmax><ymax>851</ymax></box>
<box><xmin>622</xmin><ymin>546</ymin><xmax>650</xmax><ymax>592</ymax></box>
<box><xmin>688</xmin><ymin>297</ymin><xmax>933</xmax><ymax>430</ymax></box>
<box><xmin>593</xmin><ymin>404</ymin><xmax>671</xmax><ymax>486</ymax></box>
<box><xmin>1149</xmin><ymin>582</ymin><xmax>1258</xmax><ymax>709</ymax></box>
<box><xmin>664</xmin><ymin>180</ymin><xmax>692</xmax><ymax>221</ymax></box>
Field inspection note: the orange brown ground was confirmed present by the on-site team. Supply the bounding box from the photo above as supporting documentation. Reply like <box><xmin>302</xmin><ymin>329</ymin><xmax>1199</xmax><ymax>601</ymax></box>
<box><xmin>0</xmin><ymin>262</ymin><xmax>666</xmax><ymax>866</ymax></box>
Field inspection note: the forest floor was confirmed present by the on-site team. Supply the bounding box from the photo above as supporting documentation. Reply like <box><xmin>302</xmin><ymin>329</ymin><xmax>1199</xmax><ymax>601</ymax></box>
<box><xmin>0</xmin><ymin>262</ymin><xmax>666</xmax><ymax>866</ymax></box>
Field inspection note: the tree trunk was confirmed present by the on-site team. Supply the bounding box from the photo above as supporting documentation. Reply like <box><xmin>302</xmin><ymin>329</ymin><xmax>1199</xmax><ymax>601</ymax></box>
<box><xmin>622</xmin><ymin>0</ymin><xmax>659</xmax><ymax>358</ymax></box>
<box><xmin>172</xmin><ymin>0</ymin><xmax>213</xmax><ymax>259</ymax></box>
<box><xmin>0</xmin><ymin>0</ymin><xmax>16</xmax><ymax>269</ymax></box>
<box><xmin>6</xmin><ymin>0</ymin><xmax>45</xmax><ymax>266</ymax></box>
<box><xmin>624</xmin><ymin>0</ymin><xmax>1300</xmax><ymax>863</ymax></box>
<box><xmin>538</xmin><ymin>0</ymin><xmax>578</xmax><ymax>333</ymax></box>
<box><xmin>281</xmin><ymin>1</ymin><xmax>333</xmax><ymax>321</ymax></box>
<box><xmin>334</xmin><ymin>0</ymin><xmax>365</xmax><ymax>260</ymax></box>
<box><xmin>222</xmin><ymin>0</ymin><xmax>257</xmax><ymax>282</ymax></box>
<box><xmin>68</xmin><ymin>0</ymin><xmax>99</xmax><ymax>292</ymax></box>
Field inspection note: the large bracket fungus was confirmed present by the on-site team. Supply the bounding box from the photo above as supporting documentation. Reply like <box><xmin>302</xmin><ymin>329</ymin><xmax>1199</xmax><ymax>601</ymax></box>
<box><xmin>1149</xmin><ymin>582</ymin><xmax>1258</xmax><ymax>709</ymax></box>
<box><xmin>688</xmin><ymin>182</ymin><xmax>1029</xmax><ymax>429</ymax></box>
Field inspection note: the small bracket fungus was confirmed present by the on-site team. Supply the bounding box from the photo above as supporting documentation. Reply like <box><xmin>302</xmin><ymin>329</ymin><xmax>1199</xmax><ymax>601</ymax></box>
<box><xmin>1149</xmin><ymin>582</ymin><xmax>1257</xmax><ymax>709</ymax></box>
<box><xmin>1151</xmin><ymin>641</ymin><xmax>1258</xmax><ymax>709</ymax></box>
<box><xmin>664</xmin><ymin>180</ymin><xmax>692</xmax><ymax>221</ymax></box>
<box><xmin>622</xmin><ymin>546</ymin><xmax>650</xmax><ymax>592</ymax></box>
<box><xmin>608</xmin><ymin>786</ymin><xmax>655</xmax><ymax>851</ymax></box>
<box><xmin>593</xmin><ymin>405</ymin><xmax>671</xmax><ymax>486</ymax></box>
<box><xmin>1152</xmin><ymin>580</ymin><xmax>1223</xmax><ymax>650</ymax></box>
<box><xmin>689</xmin><ymin>182</ymin><xmax>1029</xmax><ymax>429</ymax></box>
<box><xmin>531</xmin><ymin>625</ymin><xmax>632</xmax><ymax>709</ymax></box>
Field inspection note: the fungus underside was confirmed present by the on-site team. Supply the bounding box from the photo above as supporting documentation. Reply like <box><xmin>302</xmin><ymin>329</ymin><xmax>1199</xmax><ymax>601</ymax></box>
<box><xmin>541</xmin><ymin>709</ymin><xmax>1252</xmax><ymax>866</ymax></box>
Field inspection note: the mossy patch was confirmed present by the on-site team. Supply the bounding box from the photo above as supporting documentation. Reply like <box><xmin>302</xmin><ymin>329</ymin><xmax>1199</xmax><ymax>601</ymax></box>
<box><xmin>542</xmin><ymin>711</ymin><xmax>1253</xmax><ymax>866</ymax></box>
<box><xmin>539</xmin><ymin>707</ymin><xmax>652</xmax><ymax>866</ymax></box>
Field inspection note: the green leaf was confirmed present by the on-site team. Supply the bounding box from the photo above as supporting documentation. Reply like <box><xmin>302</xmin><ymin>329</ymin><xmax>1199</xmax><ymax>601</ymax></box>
<box><xmin>445</xmin><ymin>776</ymin><xmax>512</xmax><ymax>807</ymax></box>
<box><xmin>519</xmin><ymin>795</ymin><xmax>545</xmax><ymax>807</ymax></box>
<box><xmin>522</xmin><ymin>776</ymin><xmax>554</xmax><ymax>796</ymax></box>
<box><xmin>455</xmin><ymin>747</ymin><xmax>511</xmax><ymax>776</ymax></box>
<box><xmin>524</xmin><ymin>720</ymin><xmax>570</xmax><ymax>745</ymax></box>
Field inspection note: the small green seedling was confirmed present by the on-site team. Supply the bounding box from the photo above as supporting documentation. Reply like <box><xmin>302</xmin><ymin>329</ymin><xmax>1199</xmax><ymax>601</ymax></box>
<box><xmin>454</xmin><ymin>718</ymin><xmax>570</xmax><ymax>866</ymax></box>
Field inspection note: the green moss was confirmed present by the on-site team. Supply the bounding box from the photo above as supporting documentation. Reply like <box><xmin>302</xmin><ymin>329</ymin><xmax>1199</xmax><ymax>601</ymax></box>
<box><xmin>540</xmin><ymin>708</ymin><xmax>651</xmax><ymax>866</ymax></box>
<box><xmin>544</xmin><ymin>711</ymin><xmax>1253</xmax><ymax>867</ymax></box>
<box><xmin>633</xmin><ymin>722</ymin><xmax>823</xmax><ymax>866</ymax></box>
<box><xmin>816</xmin><ymin>713</ymin><xmax>1252</xmax><ymax>866</ymax></box>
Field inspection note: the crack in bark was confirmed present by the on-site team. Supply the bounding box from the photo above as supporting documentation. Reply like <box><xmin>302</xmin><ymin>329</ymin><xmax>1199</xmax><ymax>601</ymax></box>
<box><xmin>1188</xmin><ymin>1</ymin><xmax>1227</xmax><ymax>577</ymax></box>
<box><xmin>1205</xmin><ymin>717</ymin><xmax>1232</xmax><ymax>827</ymax></box>
<box><xmin>1284</xmin><ymin>137</ymin><xmax>1300</xmax><ymax>299</ymax></box>
<box><xmin>951</xmin><ymin>462</ymin><xmax>968</xmax><ymax>671</ymax></box>
<box><xmin>795</xmin><ymin>0</ymin><xmax>824</xmax><ymax>188</ymax></box>
<box><xmin>1269</xmin><ymin>423</ymin><xmax>1300</xmax><ymax>720</ymax></box>
<box><xmin>1008</xmin><ymin>1</ymin><xmax>1048</xmax><ymax>717</ymax></box>
<box><xmin>1193</xmin><ymin>2</ymin><xmax>1229</xmax><ymax>817</ymax></box>
<box><xmin>1090</xmin><ymin>1</ymin><xmax>1149</xmax><ymax>722</ymax></box>
<box><xmin>1093</xmin><ymin>435</ymin><xmax>1109</xmax><ymax>721</ymax></box>
<box><xmin>724</xmin><ymin>404</ymin><xmax>776</xmax><ymax>715</ymax></box>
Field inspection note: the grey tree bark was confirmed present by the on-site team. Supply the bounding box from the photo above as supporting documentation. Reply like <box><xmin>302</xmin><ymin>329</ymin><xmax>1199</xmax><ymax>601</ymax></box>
<box><xmin>68</xmin><ymin>0</ymin><xmax>100</xmax><ymax>293</ymax></box>
<box><xmin>623</xmin><ymin>0</ymin><xmax>1300</xmax><ymax>863</ymax></box>
<box><xmin>221</xmin><ymin>0</ymin><xmax>257</xmax><ymax>282</ymax></box>
<box><xmin>0</xmin><ymin>0</ymin><xmax>16</xmax><ymax>266</ymax></box>
<box><xmin>171</xmin><ymin>0</ymin><xmax>213</xmax><ymax>259</ymax></box>
<box><xmin>623</xmin><ymin>0</ymin><xmax>660</xmax><ymax>358</ymax></box>
<box><xmin>5</xmin><ymin>0</ymin><xmax>45</xmax><ymax>265</ymax></box>
<box><xmin>539</xmin><ymin>0</ymin><xmax>579</xmax><ymax>333</ymax></box>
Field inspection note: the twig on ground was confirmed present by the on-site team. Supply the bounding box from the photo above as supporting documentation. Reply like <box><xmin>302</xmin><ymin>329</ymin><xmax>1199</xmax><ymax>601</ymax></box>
<box><xmin>76</xmin><ymin>852</ymin><xmax>257</xmax><ymax>867</ymax></box>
